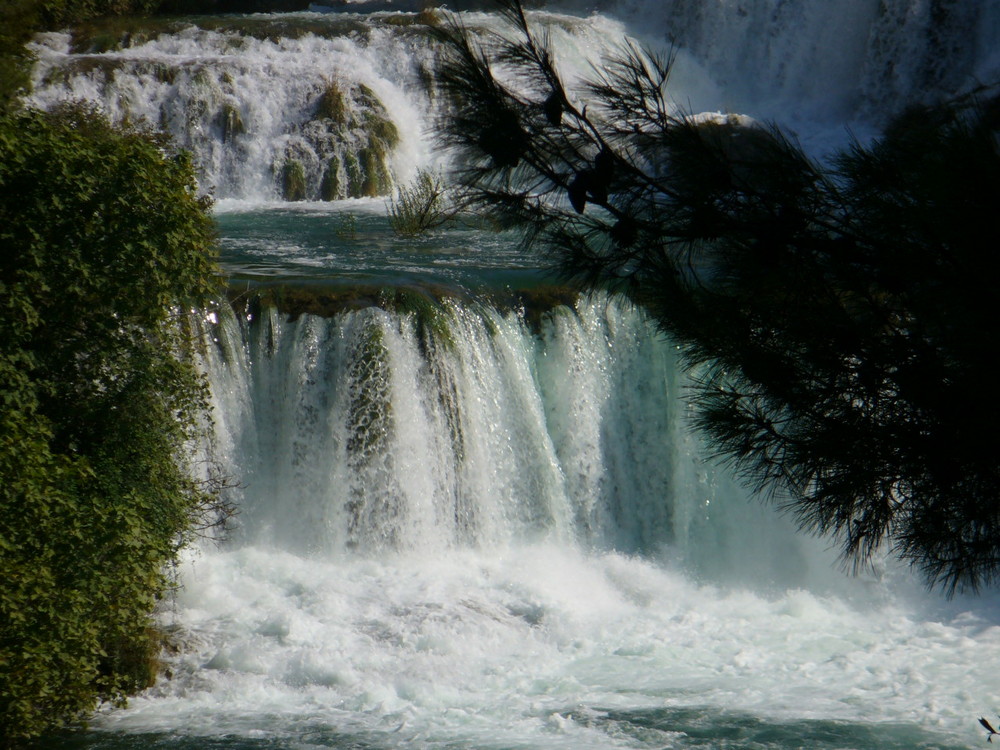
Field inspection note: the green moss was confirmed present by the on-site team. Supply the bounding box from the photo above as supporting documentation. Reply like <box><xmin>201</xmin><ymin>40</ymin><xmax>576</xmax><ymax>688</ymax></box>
<box><xmin>229</xmin><ymin>285</ymin><xmax>383</xmax><ymax>321</ymax></box>
<box><xmin>358</xmin><ymin>146</ymin><xmax>385</xmax><ymax>197</ymax></box>
<box><xmin>344</xmin><ymin>151</ymin><xmax>363</xmax><ymax>199</ymax></box>
<box><xmin>415</xmin><ymin>7</ymin><xmax>444</xmax><ymax>27</ymax></box>
<box><xmin>60</xmin><ymin>55</ymin><xmax>126</xmax><ymax>82</ymax></box>
<box><xmin>190</xmin><ymin>15</ymin><xmax>370</xmax><ymax>43</ymax></box>
<box><xmin>320</xmin><ymin>155</ymin><xmax>341</xmax><ymax>201</ymax></box>
<box><xmin>355</xmin><ymin>82</ymin><xmax>378</xmax><ymax>108</ymax></box>
<box><xmin>316</xmin><ymin>79</ymin><xmax>348</xmax><ymax>123</ymax></box>
<box><xmin>280</xmin><ymin>159</ymin><xmax>307</xmax><ymax>201</ymax></box>
<box><xmin>68</xmin><ymin>17</ymin><xmax>181</xmax><ymax>55</ymax></box>
<box><xmin>150</xmin><ymin>61</ymin><xmax>177</xmax><ymax>85</ymax></box>
<box><xmin>216</xmin><ymin>102</ymin><xmax>244</xmax><ymax>142</ymax></box>
<box><xmin>191</xmin><ymin>66</ymin><xmax>214</xmax><ymax>88</ymax></box>
<box><xmin>363</xmin><ymin>110</ymin><xmax>400</xmax><ymax>149</ymax></box>
<box><xmin>380</xmin><ymin>287</ymin><xmax>457</xmax><ymax>353</ymax></box>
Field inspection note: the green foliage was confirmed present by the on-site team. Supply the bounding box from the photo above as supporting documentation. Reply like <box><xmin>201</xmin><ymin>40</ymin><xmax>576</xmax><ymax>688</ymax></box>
<box><xmin>321</xmin><ymin>156</ymin><xmax>341</xmax><ymax>201</ymax></box>
<box><xmin>436</xmin><ymin>0</ymin><xmax>1000</xmax><ymax>594</ymax></box>
<box><xmin>0</xmin><ymin>0</ymin><xmax>42</xmax><ymax>112</ymax></box>
<box><xmin>0</xmin><ymin>103</ymin><xmax>224</xmax><ymax>744</ymax></box>
<box><xmin>387</xmin><ymin>169</ymin><xmax>456</xmax><ymax>235</ymax></box>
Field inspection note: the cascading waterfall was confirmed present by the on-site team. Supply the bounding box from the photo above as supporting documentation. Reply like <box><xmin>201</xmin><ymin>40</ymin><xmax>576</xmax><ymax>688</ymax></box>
<box><xmin>26</xmin><ymin>3</ymin><xmax>1000</xmax><ymax>748</ymax></box>
<box><xmin>29</xmin><ymin>19</ymin><xmax>436</xmax><ymax>200</ymax></box>
<box><xmin>26</xmin><ymin>11</ymin><xmax>625</xmax><ymax>201</ymax></box>
<box><xmin>205</xmin><ymin>293</ymin><xmax>819</xmax><ymax>583</ymax></box>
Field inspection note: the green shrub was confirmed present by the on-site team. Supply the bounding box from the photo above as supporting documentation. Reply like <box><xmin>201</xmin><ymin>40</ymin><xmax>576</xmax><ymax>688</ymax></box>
<box><xmin>387</xmin><ymin>168</ymin><xmax>456</xmax><ymax>235</ymax></box>
<box><xmin>0</xmin><ymin>103</ymin><xmax>225</xmax><ymax>744</ymax></box>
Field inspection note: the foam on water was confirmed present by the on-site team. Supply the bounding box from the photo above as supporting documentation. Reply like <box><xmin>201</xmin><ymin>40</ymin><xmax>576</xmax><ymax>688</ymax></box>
<box><xmin>92</xmin><ymin>542</ymin><xmax>1000</xmax><ymax>748</ymax></box>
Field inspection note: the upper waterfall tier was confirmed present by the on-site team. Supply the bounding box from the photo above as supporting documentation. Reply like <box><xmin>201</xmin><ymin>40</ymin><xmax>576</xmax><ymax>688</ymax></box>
<box><xmin>26</xmin><ymin>3</ymin><xmax>999</xmax><ymax>199</ymax></box>
<box><xmin>26</xmin><ymin>12</ymin><xmax>625</xmax><ymax>202</ymax></box>
<box><xmin>28</xmin><ymin>15</ymin><xmax>441</xmax><ymax>201</ymax></box>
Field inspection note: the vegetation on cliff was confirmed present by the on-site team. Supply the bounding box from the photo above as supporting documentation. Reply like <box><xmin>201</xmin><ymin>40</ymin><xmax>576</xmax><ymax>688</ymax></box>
<box><xmin>0</xmin><ymin>103</ymin><xmax>226</xmax><ymax>745</ymax></box>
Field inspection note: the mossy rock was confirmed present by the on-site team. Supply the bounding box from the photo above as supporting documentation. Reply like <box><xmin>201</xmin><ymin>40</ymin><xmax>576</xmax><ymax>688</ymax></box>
<box><xmin>354</xmin><ymin>85</ymin><xmax>400</xmax><ymax>148</ymax></box>
<box><xmin>316</xmin><ymin>80</ymin><xmax>348</xmax><ymax>124</ymax></box>
<box><xmin>149</xmin><ymin>62</ymin><xmax>178</xmax><ymax>85</ymax></box>
<box><xmin>216</xmin><ymin>103</ymin><xmax>245</xmax><ymax>142</ymax></box>
<box><xmin>415</xmin><ymin>8</ymin><xmax>445</xmax><ymax>27</ymax></box>
<box><xmin>281</xmin><ymin>159</ymin><xmax>307</xmax><ymax>201</ymax></box>
<box><xmin>191</xmin><ymin>67</ymin><xmax>217</xmax><ymax>90</ymax></box>
<box><xmin>363</xmin><ymin>111</ymin><xmax>400</xmax><ymax>149</ymax></box>
<box><xmin>381</xmin><ymin>287</ymin><xmax>457</xmax><ymax>353</ymax></box>
<box><xmin>320</xmin><ymin>155</ymin><xmax>341</xmax><ymax>201</ymax></box>
<box><xmin>355</xmin><ymin>83</ymin><xmax>379</xmax><ymax>108</ymax></box>
<box><xmin>62</xmin><ymin>55</ymin><xmax>125</xmax><ymax>81</ymax></box>
<box><xmin>359</xmin><ymin>147</ymin><xmax>391</xmax><ymax>197</ymax></box>
<box><xmin>68</xmin><ymin>18</ymin><xmax>173</xmax><ymax>54</ymax></box>
<box><xmin>344</xmin><ymin>151</ymin><xmax>363</xmax><ymax>199</ymax></box>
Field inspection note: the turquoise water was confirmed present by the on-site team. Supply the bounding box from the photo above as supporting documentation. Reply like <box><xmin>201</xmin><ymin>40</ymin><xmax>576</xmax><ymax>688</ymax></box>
<box><xmin>42</xmin><ymin>712</ymin><xmax>979</xmax><ymax>750</ymax></box>
<box><xmin>214</xmin><ymin>203</ymin><xmax>549</xmax><ymax>293</ymax></box>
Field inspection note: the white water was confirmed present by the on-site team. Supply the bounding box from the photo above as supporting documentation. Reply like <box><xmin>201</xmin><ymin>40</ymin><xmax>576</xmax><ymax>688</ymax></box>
<box><xmin>27</xmin><ymin>3</ymin><xmax>1000</xmax><ymax>747</ymax></box>
<box><xmin>203</xmin><ymin>296</ymin><xmax>825</xmax><ymax>576</ymax></box>
<box><xmin>27</xmin><ymin>11</ymin><xmax>628</xmax><ymax>200</ymax></box>
<box><xmin>597</xmin><ymin>0</ymin><xmax>1000</xmax><ymax>138</ymax></box>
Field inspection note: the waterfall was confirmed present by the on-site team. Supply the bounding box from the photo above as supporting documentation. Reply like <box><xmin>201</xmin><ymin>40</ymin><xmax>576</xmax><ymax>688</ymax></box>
<box><xmin>23</xmin><ymin>5</ymin><xmax>1000</xmax><ymax>748</ymax></box>
<box><xmin>26</xmin><ymin>2</ymin><xmax>1000</xmax><ymax>201</ymax></box>
<box><xmin>204</xmin><ymin>293</ymin><xmax>827</xmax><ymax>589</ymax></box>
<box><xmin>28</xmin><ymin>19</ymin><xmax>437</xmax><ymax>200</ymax></box>
<box><xmin>26</xmin><ymin>11</ymin><xmax>625</xmax><ymax>201</ymax></box>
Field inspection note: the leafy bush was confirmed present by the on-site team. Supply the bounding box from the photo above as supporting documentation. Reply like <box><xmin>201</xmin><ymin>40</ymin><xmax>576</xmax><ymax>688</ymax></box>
<box><xmin>387</xmin><ymin>168</ymin><xmax>456</xmax><ymax>235</ymax></box>
<box><xmin>0</xmin><ymin>103</ymin><xmax>225</xmax><ymax>744</ymax></box>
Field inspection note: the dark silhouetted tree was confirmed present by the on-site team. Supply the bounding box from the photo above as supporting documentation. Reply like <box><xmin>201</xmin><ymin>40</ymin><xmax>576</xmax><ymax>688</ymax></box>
<box><xmin>434</xmin><ymin>0</ymin><xmax>1000</xmax><ymax>594</ymax></box>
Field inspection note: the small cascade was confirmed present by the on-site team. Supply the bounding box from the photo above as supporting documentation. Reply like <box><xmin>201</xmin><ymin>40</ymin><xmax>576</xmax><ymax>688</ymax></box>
<box><xmin>28</xmin><ymin>16</ymin><xmax>438</xmax><ymax>200</ymax></box>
